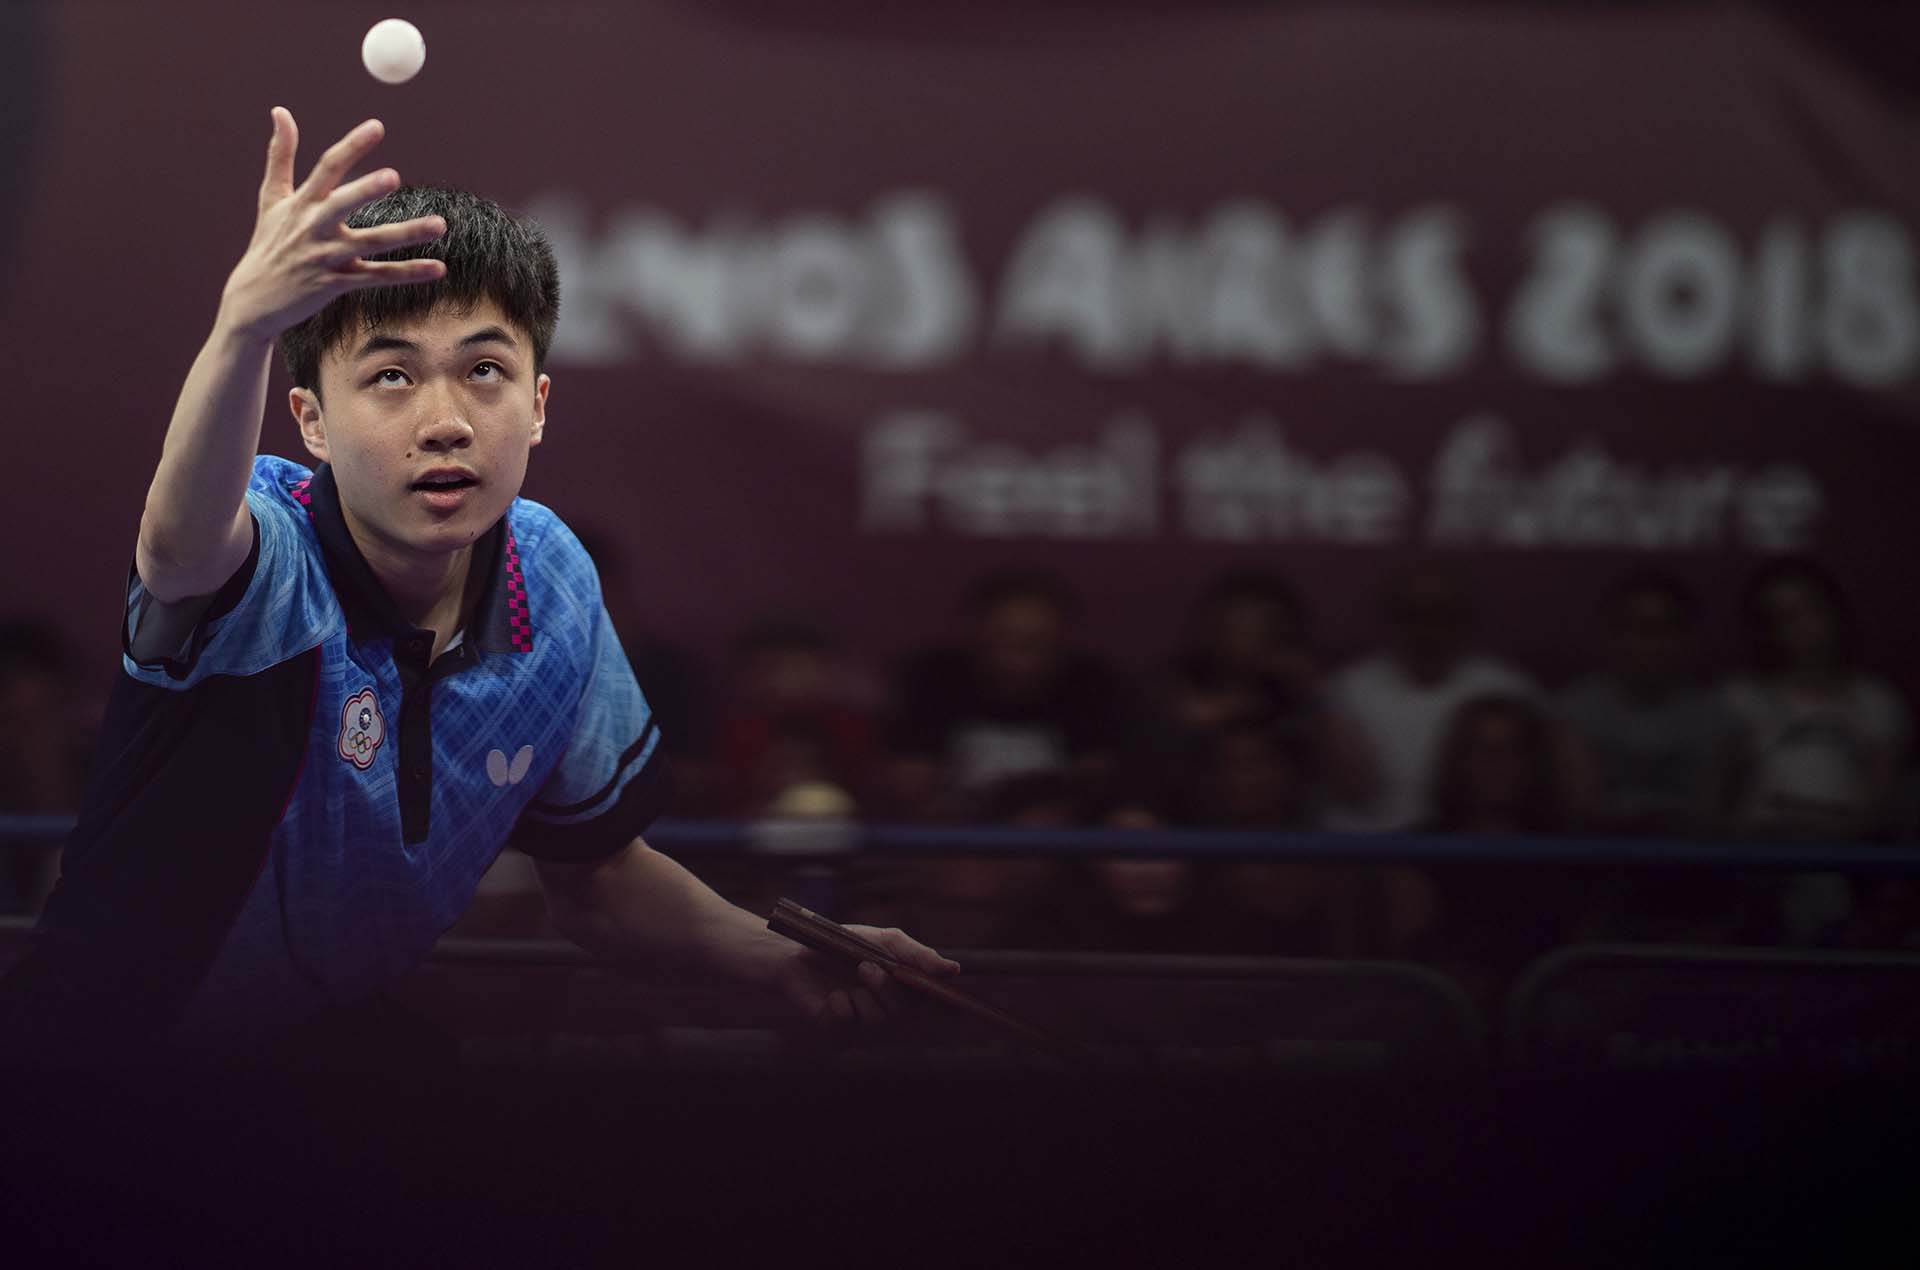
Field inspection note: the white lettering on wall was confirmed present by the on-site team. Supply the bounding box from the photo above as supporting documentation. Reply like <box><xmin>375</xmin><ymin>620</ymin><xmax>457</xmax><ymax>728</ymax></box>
<box><xmin>993</xmin><ymin>199</ymin><xmax>1479</xmax><ymax>377</ymax></box>
<box><xmin>861</xmin><ymin>411</ymin><xmax>1159</xmax><ymax>538</ymax></box>
<box><xmin>1426</xmin><ymin>416</ymin><xmax>1820</xmax><ymax>551</ymax></box>
<box><xmin>530</xmin><ymin>191</ymin><xmax>976</xmax><ymax>367</ymax></box>
<box><xmin>1176</xmin><ymin>420</ymin><xmax>1409</xmax><ymax>543</ymax></box>
<box><xmin>1507</xmin><ymin>206</ymin><xmax>1919</xmax><ymax>386</ymax></box>
<box><xmin>860</xmin><ymin>411</ymin><xmax>1826</xmax><ymax>551</ymax></box>
<box><xmin>530</xmin><ymin>188</ymin><xmax>1915</xmax><ymax>389</ymax></box>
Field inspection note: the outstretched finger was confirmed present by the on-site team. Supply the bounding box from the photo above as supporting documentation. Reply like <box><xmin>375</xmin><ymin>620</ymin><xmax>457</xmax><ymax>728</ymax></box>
<box><xmin>338</xmin><ymin>257</ymin><xmax>447</xmax><ymax>288</ymax></box>
<box><xmin>316</xmin><ymin>166</ymin><xmax>403</xmax><ymax>225</ymax></box>
<box><xmin>345</xmin><ymin>215</ymin><xmax>447</xmax><ymax>254</ymax></box>
<box><xmin>259</xmin><ymin>107</ymin><xmax>298</xmax><ymax>207</ymax></box>
<box><xmin>864</xmin><ymin>927</ymin><xmax>962</xmax><ymax>977</ymax></box>
<box><xmin>299</xmin><ymin>118</ymin><xmax>385</xmax><ymax>201</ymax></box>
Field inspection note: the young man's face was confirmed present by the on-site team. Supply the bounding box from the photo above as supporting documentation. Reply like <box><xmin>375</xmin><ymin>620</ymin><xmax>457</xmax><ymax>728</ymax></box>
<box><xmin>292</xmin><ymin>298</ymin><xmax>549</xmax><ymax>568</ymax></box>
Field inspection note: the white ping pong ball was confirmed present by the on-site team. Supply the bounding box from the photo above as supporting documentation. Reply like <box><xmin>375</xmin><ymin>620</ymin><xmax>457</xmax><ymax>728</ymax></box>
<box><xmin>362</xmin><ymin>18</ymin><xmax>426</xmax><ymax>85</ymax></box>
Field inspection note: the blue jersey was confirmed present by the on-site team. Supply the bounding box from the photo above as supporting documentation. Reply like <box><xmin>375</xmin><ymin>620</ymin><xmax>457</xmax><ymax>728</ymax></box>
<box><xmin>24</xmin><ymin>455</ymin><xmax>671</xmax><ymax>1045</ymax></box>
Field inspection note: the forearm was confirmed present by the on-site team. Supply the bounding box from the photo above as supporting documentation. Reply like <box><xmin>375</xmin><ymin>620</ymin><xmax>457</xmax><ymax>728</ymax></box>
<box><xmin>136</xmin><ymin>313</ymin><xmax>273</xmax><ymax>601</ymax></box>
<box><xmin>541</xmin><ymin>841</ymin><xmax>793</xmax><ymax>990</ymax></box>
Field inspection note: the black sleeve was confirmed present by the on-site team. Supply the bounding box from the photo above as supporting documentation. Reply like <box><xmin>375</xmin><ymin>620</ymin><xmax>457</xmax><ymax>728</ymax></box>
<box><xmin>509</xmin><ymin>750</ymin><xmax>676</xmax><ymax>864</ymax></box>
<box><xmin>0</xmin><ymin>644</ymin><xmax>318</xmax><ymax>1059</ymax></box>
<box><xmin>123</xmin><ymin>513</ymin><xmax>261</xmax><ymax>679</ymax></box>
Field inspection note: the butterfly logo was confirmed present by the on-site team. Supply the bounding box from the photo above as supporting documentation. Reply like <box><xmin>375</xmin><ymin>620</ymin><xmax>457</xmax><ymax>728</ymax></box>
<box><xmin>487</xmin><ymin>745</ymin><xmax>535</xmax><ymax>788</ymax></box>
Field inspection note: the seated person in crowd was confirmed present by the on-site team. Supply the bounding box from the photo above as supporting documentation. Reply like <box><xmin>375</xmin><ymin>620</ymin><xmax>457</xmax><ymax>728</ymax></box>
<box><xmin>1724</xmin><ymin>557</ymin><xmax>1911</xmax><ymax>843</ymax></box>
<box><xmin>885</xmin><ymin>572</ymin><xmax>1120</xmax><ymax>822</ymax></box>
<box><xmin>1421</xmin><ymin>694</ymin><xmax>1570</xmax><ymax>839</ymax></box>
<box><xmin>1198</xmin><ymin>716</ymin><xmax>1366</xmax><ymax>956</ymax></box>
<box><xmin>717</xmin><ymin>621</ymin><xmax>877</xmax><ymax>818</ymax></box>
<box><xmin>1399</xmin><ymin>694</ymin><xmax>1582</xmax><ymax>987</ymax></box>
<box><xmin>895</xmin><ymin>772</ymin><xmax>1076</xmax><ymax>951</ymax></box>
<box><xmin>1123</xmin><ymin>571</ymin><xmax>1370</xmax><ymax>825</ymax></box>
<box><xmin>1557</xmin><ymin>571</ymin><xmax>1738</xmax><ymax>837</ymax></box>
<box><xmin>1327</xmin><ymin>562</ymin><xmax>1534</xmax><ymax>833</ymax></box>
<box><xmin>1723</xmin><ymin>558</ymin><xmax>1913</xmax><ymax>946</ymax></box>
<box><xmin>571</xmin><ymin>525</ymin><xmax>717</xmax><ymax>812</ymax></box>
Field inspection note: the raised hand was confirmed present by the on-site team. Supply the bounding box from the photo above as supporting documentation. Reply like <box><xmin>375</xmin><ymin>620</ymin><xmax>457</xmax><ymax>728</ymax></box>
<box><xmin>217</xmin><ymin>107</ymin><xmax>446</xmax><ymax>344</ymax></box>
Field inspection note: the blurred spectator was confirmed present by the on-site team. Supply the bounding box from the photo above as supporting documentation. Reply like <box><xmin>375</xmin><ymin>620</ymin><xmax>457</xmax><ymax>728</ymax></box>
<box><xmin>1120</xmin><ymin>572</ymin><xmax>1369</xmax><ymax>826</ymax></box>
<box><xmin>718</xmin><ymin>621</ymin><xmax>877</xmax><ymax>817</ymax></box>
<box><xmin>1422</xmin><ymin>695</ymin><xmax>1569</xmax><ymax>837</ymax></box>
<box><xmin>896</xmin><ymin>772</ymin><xmax>1076</xmax><ymax>950</ymax></box>
<box><xmin>1724</xmin><ymin>557</ymin><xmax>1912</xmax><ymax>842</ymax></box>
<box><xmin>1716</xmin><ymin>559</ymin><xmax>1914</xmax><ymax>947</ymax></box>
<box><xmin>0</xmin><ymin>619</ymin><xmax>95</xmax><ymax>914</ymax></box>
<box><xmin>1558</xmin><ymin>572</ymin><xmax>1737</xmax><ymax>837</ymax></box>
<box><xmin>1079</xmin><ymin>804</ymin><xmax>1213</xmax><ymax>954</ymax></box>
<box><xmin>1196</xmin><ymin>717</ymin><xmax>1368</xmax><ymax>956</ymax></box>
<box><xmin>1327</xmin><ymin>563</ymin><xmax>1534</xmax><ymax>833</ymax></box>
<box><xmin>886</xmin><ymin>572</ymin><xmax>1120</xmax><ymax>822</ymax></box>
<box><xmin>572</xmin><ymin>525</ymin><xmax>717</xmax><ymax>811</ymax></box>
<box><xmin>1404</xmin><ymin>694</ymin><xmax>1582</xmax><ymax>991</ymax></box>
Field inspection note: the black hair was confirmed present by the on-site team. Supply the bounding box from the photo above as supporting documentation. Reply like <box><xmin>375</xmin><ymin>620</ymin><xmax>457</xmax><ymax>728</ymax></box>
<box><xmin>1426</xmin><ymin>693</ymin><xmax>1562</xmax><ymax>834</ymax></box>
<box><xmin>963</xmin><ymin>570</ymin><xmax>1079</xmax><ymax>622</ymax></box>
<box><xmin>1605</xmin><ymin>569</ymin><xmax>1699</xmax><ymax>627</ymax></box>
<box><xmin>1384</xmin><ymin>559</ymin><xmax>1471</xmax><ymax>618</ymax></box>
<box><xmin>279</xmin><ymin>186</ymin><xmax>559</xmax><ymax>396</ymax></box>
<box><xmin>1194</xmin><ymin>570</ymin><xmax>1308</xmax><ymax>632</ymax></box>
<box><xmin>1738</xmin><ymin>554</ymin><xmax>1858</xmax><ymax>673</ymax></box>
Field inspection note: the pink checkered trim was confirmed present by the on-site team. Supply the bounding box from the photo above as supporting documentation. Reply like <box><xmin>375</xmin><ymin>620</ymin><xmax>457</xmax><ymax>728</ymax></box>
<box><xmin>504</xmin><ymin>526</ymin><xmax>532</xmax><ymax>653</ymax></box>
<box><xmin>288</xmin><ymin>476</ymin><xmax>349</xmax><ymax>638</ymax></box>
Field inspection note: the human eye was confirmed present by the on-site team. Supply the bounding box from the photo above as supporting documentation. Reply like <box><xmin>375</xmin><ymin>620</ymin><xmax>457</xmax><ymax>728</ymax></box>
<box><xmin>368</xmin><ymin>368</ymin><xmax>411</xmax><ymax>388</ymax></box>
<box><xmin>470</xmin><ymin>360</ymin><xmax>507</xmax><ymax>382</ymax></box>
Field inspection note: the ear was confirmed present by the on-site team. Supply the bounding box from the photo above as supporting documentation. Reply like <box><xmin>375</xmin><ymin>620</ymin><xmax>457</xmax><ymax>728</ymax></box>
<box><xmin>290</xmin><ymin>387</ymin><xmax>328</xmax><ymax>462</ymax></box>
<box><xmin>529</xmin><ymin>373</ymin><xmax>550</xmax><ymax>448</ymax></box>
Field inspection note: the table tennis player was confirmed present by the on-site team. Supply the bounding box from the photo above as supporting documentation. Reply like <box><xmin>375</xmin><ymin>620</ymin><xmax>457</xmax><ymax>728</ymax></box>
<box><xmin>0</xmin><ymin>108</ymin><xmax>958</xmax><ymax>1061</ymax></box>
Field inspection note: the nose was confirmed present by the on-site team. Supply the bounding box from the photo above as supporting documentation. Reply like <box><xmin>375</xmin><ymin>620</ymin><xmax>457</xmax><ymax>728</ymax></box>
<box><xmin>414</xmin><ymin>384</ymin><xmax>475</xmax><ymax>452</ymax></box>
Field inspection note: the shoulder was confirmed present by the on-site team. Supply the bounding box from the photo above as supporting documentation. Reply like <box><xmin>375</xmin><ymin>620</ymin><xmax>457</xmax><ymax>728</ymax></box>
<box><xmin>505</xmin><ymin>500</ymin><xmax>605</xmax><ymax>662</ymax></box>
<box><xmin>1332</xmin><ymin>654</ymin><xmax>1392</xmax><ymax>695</ymax></box>
<box><xmin>1557</xmin><ymin>676</ymin><xmax>1610</xmax><ymax>718</ymax></box>
<box><xmin>1462</xmin><ymin>656</ymin><xmax>1534</xmax><ymax>696</ymax></box>
<box><xmin>1721</xmin><ymin>677</ymin><xmax>1770</xmax><ymax>720</ymax></box>
<box><xmin>507</xmin><ymin>499</ymin><xmax>600</xmax><ymax>604</ymax></box>
<box><xmin>507</xmin><ymin>498</ymin><xmax>591</xmax><ymax>573</ymax></box>
<box><xmin>241</xmin><ymin>455</ymin><xmax>324</xmax><ymax>549</ymax></box>
<box><xmin>247</xmin><ymin>454</ymin><xmax>316</xmax><ymax>507</ymax></box>
<box><xmin>1846</xmin><ymin>675</ymin><xmax>1912</xmax><ymax>739</ymax></box>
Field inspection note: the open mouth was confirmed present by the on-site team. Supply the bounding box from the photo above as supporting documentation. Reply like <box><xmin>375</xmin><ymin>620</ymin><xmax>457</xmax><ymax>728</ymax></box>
<box><xmin>411</xmin><ymin>475</ymin><xmax>479</xmax><ymax>492</ymax></box>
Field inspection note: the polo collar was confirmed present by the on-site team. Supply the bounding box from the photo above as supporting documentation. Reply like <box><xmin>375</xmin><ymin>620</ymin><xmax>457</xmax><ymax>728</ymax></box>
<box><xmin>291</xmin><ymin>464</ymin><xmax>534</xmax><ymax>655</ymax></box>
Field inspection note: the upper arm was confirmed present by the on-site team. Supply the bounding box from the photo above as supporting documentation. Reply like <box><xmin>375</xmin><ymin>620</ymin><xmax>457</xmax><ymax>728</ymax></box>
<box><xmin>135</xmin><ymin>500</ymin><xmax>255</xmax><ymax>605</ymax></box>
<box><xmin>123</xmin><ymin>483</ymin><xmax>334</xmax><ymax>688</ymax></box>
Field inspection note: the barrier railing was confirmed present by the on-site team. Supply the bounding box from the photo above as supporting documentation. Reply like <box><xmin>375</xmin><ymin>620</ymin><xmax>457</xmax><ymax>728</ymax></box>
<box><xmin>4</xmin><ymin>813</ymin><xmax>1918</xmax><ymax>873</ymax></box>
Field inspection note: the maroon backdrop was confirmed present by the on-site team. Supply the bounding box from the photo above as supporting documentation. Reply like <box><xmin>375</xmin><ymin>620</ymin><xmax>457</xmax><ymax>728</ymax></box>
<box><xmin>5</xmin><ymin>2</ymin><xmax>1917</xmax><ymax>706</ymax></box>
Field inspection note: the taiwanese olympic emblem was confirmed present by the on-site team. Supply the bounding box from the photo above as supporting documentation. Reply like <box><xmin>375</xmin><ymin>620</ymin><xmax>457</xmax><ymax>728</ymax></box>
<box><xmin>338</xmin><ymin>688</ymin><xmax>387</xmax><ymax>770</ymax></box>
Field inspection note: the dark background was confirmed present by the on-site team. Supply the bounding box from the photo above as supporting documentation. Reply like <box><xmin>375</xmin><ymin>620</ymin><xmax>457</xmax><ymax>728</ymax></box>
<box><xmin>1</xmin><ymin>0</ymin><xmax>1915</xmax><ymax>703</ymax></box>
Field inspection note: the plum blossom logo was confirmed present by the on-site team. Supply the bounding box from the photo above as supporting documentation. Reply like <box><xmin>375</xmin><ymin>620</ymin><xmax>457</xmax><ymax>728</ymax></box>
<box><xmin>487</xmin><ymin>745</ymin><xmax>535</xmax><ymax>787</ymax></box>
<box><xmin>338</xmin><ymin>688</ymin><xmax>386</xmax><ymax>770</ymax></box>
